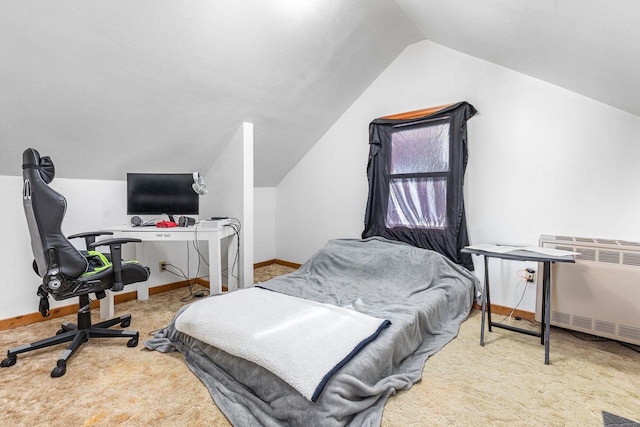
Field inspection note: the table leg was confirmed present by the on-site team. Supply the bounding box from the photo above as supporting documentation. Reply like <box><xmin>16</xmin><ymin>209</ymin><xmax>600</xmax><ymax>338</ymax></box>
<box><xmin>226</xmin><ymin>234</ymin><xmax>238</xmax><ymax>291</ymax></box>
<box><xmin>485</xmin><ymin>256</ymin><xmax>493</xmax><ymax>331</ymax></box>
<box><xmin>543</xmin><ymin>261</ymin><xmax>552</xmax><ymax>365</ymax></box>
<box><xmin>135</xmin><ymin>242</ymin><xmax>149</xmax><ymax>301</ymax></box>
<box><xmin>208</xmin><ymin>235</ymin><xmax>223</xmax><ymax>294</ymax></box>
<box><xmin>480</xmin><ymin>256</ymin><xmax>490</xmax><ymax>346</ymax></box>
<box><xmin>540</xmin><ymin>262</ymin><xmax>546</xmax><ymax>345</ymax></box>
<box><xmin>100</xmin><ymin>290</ymin><xmax>114</xmax><ymax>320</ymax></box>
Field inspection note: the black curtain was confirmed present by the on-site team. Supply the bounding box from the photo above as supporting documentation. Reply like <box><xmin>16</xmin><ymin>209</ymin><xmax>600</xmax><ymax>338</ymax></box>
<box><xmin>362</xmin><ymin>102</ymin><xmax>477</xmax><ymax>270</ymax></box>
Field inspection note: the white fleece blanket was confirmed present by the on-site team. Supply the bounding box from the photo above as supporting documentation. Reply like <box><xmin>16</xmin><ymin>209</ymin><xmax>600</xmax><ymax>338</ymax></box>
<box><xmin>174</xmin><ymin>287</ymin><xmax>390</xmax><ymax>402</ymax></box>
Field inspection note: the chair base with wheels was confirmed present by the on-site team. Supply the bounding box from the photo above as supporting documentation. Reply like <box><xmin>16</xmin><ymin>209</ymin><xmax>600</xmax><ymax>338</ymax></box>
<box><xmin>1</xmin><ymin>294</ymin><xmax>140</xmax><ymax>377</ymax></box>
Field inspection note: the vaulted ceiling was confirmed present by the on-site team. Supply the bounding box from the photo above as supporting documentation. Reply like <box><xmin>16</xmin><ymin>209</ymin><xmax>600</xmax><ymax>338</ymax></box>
<box><xmin>2</xmin><ymin>1</ymin><xmax>638</xmax><ymax>186</ymax></box>
<box><xmin>396</xmin><ymin>0</ymin><xmax>640</xmax><ymax>118</ymax></box>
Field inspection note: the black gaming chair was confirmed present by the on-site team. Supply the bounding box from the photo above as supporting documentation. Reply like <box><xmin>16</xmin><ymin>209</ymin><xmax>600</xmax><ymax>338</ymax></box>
<box><xmin>1</xmin><ymin>148</ymin><xmax>150</xmax><ymax>377</ymax></box>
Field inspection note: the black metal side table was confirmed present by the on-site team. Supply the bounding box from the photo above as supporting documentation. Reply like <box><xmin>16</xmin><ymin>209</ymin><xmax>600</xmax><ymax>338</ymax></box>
<box><xmin>461</xmin><ymin>245</ymin><xmax>575</xmax><ymax>364</ymax></box>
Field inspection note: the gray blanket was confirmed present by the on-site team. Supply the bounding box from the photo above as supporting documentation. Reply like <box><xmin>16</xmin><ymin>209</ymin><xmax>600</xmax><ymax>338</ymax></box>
<box><xmin>146</xmin><ymin>237</ymin><xmax>479</xmax><ymax>426</ymax></box>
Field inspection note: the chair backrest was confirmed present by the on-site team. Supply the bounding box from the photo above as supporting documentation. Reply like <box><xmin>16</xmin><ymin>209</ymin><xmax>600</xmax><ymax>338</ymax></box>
<box><xmin>22</xmin><ymin>148</ymin><xmax>87</xmax><ymax>280</ymax></box>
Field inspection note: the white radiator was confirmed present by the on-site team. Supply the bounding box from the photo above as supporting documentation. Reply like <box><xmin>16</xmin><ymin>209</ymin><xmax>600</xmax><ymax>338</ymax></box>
<box><xmin>535</xmin><ymin>235</ymin><xmax>640</xmax><ymax>345</ymax></box>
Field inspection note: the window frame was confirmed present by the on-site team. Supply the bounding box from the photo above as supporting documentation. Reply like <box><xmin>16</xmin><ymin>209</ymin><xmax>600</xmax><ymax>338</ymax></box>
<box><xmin>385</xmin><ymin>116</ymin><xmax>452</xmax><ymax>231</ymax></box>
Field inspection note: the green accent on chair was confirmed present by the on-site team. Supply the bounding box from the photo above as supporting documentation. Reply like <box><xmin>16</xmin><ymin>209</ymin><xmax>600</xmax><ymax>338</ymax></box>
<box><xmin>81</xmin><ymin>251</ymin><xmax>110</xmax><ymax>276</ymax></box>
<box><xmin>81</xmin><ymin>251</ymin><xmax>142</xmax><ymax>277</ymax></box>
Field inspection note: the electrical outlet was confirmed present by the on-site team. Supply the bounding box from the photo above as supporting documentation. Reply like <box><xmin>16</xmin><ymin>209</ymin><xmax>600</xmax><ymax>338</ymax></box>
<box><xmin>159</xmin><ymin>261</ymin><xmax>167</xmax><ymax>272</ymax></box>
<box><xmin>526</xmin><ymin>268</ymin><xmax>535</xmax><ymax>283</ymax></box>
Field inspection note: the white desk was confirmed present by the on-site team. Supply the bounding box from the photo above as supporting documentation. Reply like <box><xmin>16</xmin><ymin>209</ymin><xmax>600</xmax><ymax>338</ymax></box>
<box><xmin>100</xmin><ymin>224</ymin><xmax>236</xmax><ymax>319</ymax></box>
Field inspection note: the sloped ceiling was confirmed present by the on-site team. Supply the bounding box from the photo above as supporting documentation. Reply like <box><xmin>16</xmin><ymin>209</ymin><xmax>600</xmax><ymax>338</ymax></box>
<box><xmin>0</xmin><ymin>0</ymin><xmax>422</xmax><ymax>186</ymax></box>
<box><xmin>395</xmin><ymin>0</ymin><xmax>640</xmax><ymax>118</ymax></box>
<box><xmin>2</xmin><ymin>1</ymin><xmax>639</xmax><ymax>187</ymax></box>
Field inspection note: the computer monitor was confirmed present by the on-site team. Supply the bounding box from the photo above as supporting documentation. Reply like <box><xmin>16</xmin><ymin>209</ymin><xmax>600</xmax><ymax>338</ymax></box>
<box><xmin>126</xmin><ymin>173</ymin><xmax>199</xmax><ymax>220</ymax></box>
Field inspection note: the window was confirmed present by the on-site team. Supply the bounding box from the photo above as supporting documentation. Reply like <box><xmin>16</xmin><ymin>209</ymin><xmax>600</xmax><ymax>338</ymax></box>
<box><xmin>386</xmin><ymin>119</ymin><xmax>450</xmax><ymax>229</ymax></box>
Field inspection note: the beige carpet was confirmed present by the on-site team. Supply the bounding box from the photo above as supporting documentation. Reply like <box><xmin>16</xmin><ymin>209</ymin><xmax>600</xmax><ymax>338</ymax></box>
<box><xmin>1</xmin><ymin>265</ymin><xmax>639</xmax><ymax>426</ymax></box>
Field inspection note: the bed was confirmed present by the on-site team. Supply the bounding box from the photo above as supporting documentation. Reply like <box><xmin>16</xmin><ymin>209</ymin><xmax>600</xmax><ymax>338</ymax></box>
<box><xmin>145</xmin><ymin>237</ymin><xmax>479</xmax><ymax>426</ymax></box>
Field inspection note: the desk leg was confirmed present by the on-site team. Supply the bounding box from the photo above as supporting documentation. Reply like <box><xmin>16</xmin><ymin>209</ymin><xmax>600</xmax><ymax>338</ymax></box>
<box><xmin>209</xmin><ymin>235</ymin><xmax>223</xmax><ymax>294</ymax></box>
<box><xmin>543</xmin><ymin>261</ymin><xmax>552</xmax><ymax>365</ymax></box>
<box><xmin>227</xmin><ymin>234</ymin><xmax>238</xmax><ymax>291</ymax></box>
<box><xmin>480</xmin><ymin>255</ymin><xmax>490</xmax><ymax>346</ymax></box>
<box><xmin>100</xmin><ymin>290</ymin><xmax>114</xmax><ymax>320</ymax></box>
<box><xmin>485</xmin><ymin>256</ymin><xmax>493</xmax><ymax>331</ymax></box>
<box><xmin>136</xmin><ymin>242</ymin><xmax>149</xmax><ymax>301</ymax></box>
<box><xmin>540</xmin><ymin>263</ymin><xmax>547</xmax><ymax>346</ymax></box>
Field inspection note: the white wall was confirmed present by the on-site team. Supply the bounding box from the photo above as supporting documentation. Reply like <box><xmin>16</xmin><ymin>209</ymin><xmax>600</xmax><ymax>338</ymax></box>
<box><xmin>254</xmin><ymin>187</ymin><xmax>276</xmax><ymax>263</ymax></box>
<box><xmin>276</xmin><ymin>39</ymin><xmax>640</xmax><ymax>312</ymax></box>
<box><xmin>2</xmin><ymin>124</ymin><xmax>256</xmax><ymax>320</ymax></box>
<box><xmin>0</xmin><ymin>176</ymin><xmax>143</xmax><ymax>319</ymax></box>
<box><xmin>0</xmin><ymin>176</ymin><xmax>42</xmax><ymax>319</ymax></box>
<box><xmin>202</xmin><ymin>122</ymin><xmax>254</xmax><ymax>288</ymax></box>
<box><xmin>0</xmin><ymin>174</ymin><xmax>209</xmax><ymax>320</ymax></box>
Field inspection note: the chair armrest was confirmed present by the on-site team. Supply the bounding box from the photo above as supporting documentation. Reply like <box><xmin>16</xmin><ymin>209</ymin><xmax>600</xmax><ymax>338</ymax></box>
<box><xmin>68</xmin><ymin>231</ymin><xmax>114</xmax><ymax>240</ymax></box>
<box><xmin>87</xmin><ymin>238</ymin><xmax>143</xmax><ymax>292</ymax></box>
<box><xmin>87</xmin><ymin>238</ymin><xmax>142</xmax><ymax>249</ymax></box>
<box><xmin>68</xmin><ymin>231</ymin><xmax>114</xmax><ymax>249</ymax></box>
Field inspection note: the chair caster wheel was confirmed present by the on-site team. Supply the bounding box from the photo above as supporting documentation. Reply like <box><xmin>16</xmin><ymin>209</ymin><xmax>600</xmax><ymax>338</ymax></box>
<box><xmin>56</xmin><ymin>328</ymin><xmax>65</xmax><ymax>335</ymax></box>
<box><xmin>51</xmin><ymin>366</ymin><xmax>66</xmax><ymax>377</ymax></box>
<box><xmin>127</xmin><ymin>337</ymin><xmax>138</xmax><ymax>347</ymax></box>
<box><xmin>120</xmin><ymin>319</ymin><xmax>131</xmax><ymax>328</ymax></box>
<box><xmin>1</xmin><ymin>356</ymin><xmax>17</xmax><ymax>368</ymax></box>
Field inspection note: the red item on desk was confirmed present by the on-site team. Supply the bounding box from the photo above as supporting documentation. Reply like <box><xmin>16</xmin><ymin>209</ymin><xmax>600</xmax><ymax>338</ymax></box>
<box><xmin>156</xmin><ymin>220</ymin><xmax>177</xmax><ymax>228</ymax></box>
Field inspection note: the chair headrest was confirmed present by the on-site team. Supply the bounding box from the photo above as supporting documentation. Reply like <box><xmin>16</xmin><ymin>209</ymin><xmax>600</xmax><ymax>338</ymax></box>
<box><xmin>23</xmin><ymin>148</ymin><xmax>55</xmax><ymax>184</ymax></box>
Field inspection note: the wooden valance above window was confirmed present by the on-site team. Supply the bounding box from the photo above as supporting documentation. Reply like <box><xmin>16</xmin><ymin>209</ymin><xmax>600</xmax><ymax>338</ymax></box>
<box><xmin>380</xmin><ymin>103</ymin><xmax>455</xmax><ymax>120</ymax></box>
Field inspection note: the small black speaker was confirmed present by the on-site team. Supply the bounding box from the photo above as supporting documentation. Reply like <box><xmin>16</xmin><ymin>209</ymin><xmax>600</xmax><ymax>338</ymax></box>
<box><xmin>178</xmin><ymin>216</ymin><xmax>195</xmax><ymax>227</ymax></box>
<box><xmin>131</xmin><ymin>216</ymin><xmax>143</xmax><ymax>227</ymax></box>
